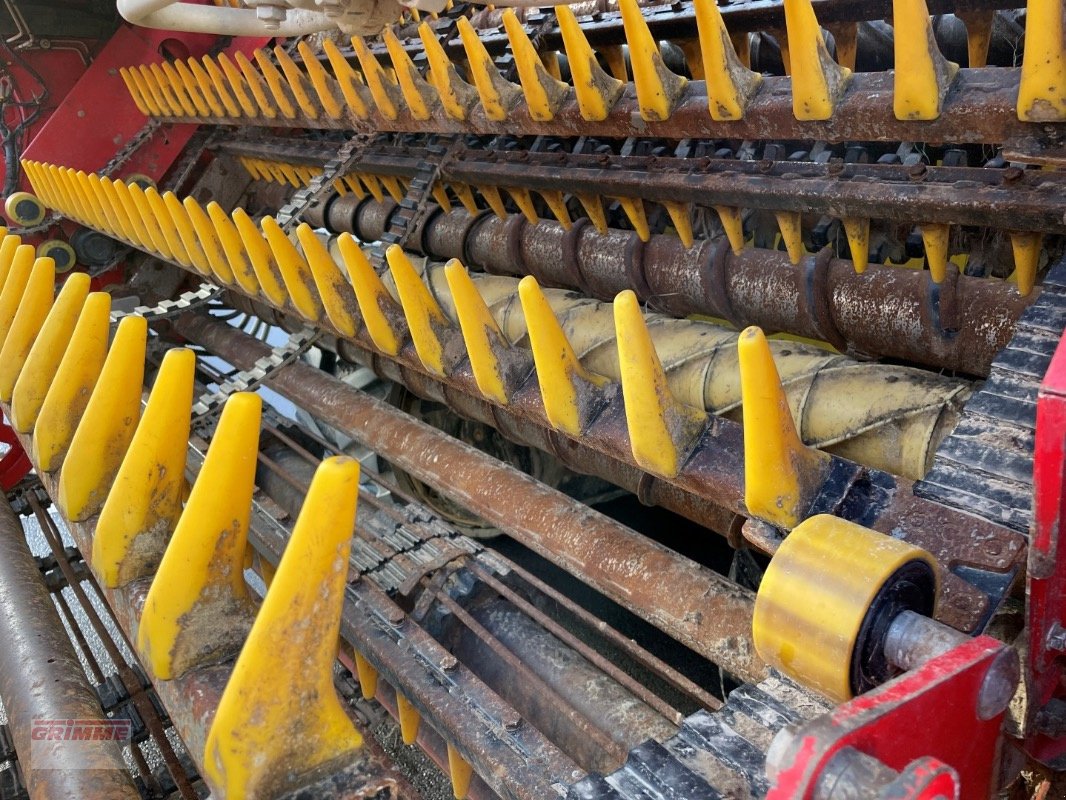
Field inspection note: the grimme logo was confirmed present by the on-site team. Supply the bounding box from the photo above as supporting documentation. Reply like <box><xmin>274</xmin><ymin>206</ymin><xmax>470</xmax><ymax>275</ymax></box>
<box><xmin>30</xmin><ymin>719</ymin><xmax>132</xmax><ymax>742</ymax></box>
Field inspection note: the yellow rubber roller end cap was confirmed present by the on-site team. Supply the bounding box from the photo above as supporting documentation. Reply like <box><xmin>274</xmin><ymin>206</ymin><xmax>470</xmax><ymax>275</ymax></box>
<box><xmin>752</xmin><ymin>514</ymin><xmax>938</xmax><ymax>704</ymax></box>
<box><xmin>4</xmin><ymin>192</ymin><xmax>46</xmax><ymax>227</ymax></box>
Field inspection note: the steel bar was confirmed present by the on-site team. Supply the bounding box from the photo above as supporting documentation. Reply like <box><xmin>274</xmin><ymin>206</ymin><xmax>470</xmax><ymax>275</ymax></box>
<box><xmin>175</xmin><ymin>312</ymin><xmax>769</xmax><ymax>683</ymax></box>
<box><xmin>226</xmin><ymin>139</ymin><xmax>1066</xmax><ymax>235</ymax></box>
<box><xmin>159</xmin><ymin>68</ymin><xmax>1048</xmax><ymax>149</ymax></box>
<box><xmin>0</xmin><ymin>494</ymin><xmax>142</xmax><ymax>800</ymax></box>
<box><xmin>317</xmin><ymin>197</ymin><xmax>1032</xmax><ymax>377</ymax></box>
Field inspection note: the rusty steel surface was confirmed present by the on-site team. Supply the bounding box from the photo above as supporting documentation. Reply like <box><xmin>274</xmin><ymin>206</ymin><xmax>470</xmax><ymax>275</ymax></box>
<box><xmin>314</xmin><ymin>197</ymin><xmax>1033</xmax><ymax>377</ymax></box>
<box><xmin>232</xmin><ymin>138</ymin><xmax>1066</xmax><ymax>235</ymax></box>
<box><xmin>175</xmin><ymin>312</ymin><xmax>769</xmax><ymax>684</ymax></box>
<box><xmin>0</xmin><ymin>495</ymin><xmax>142</xmax><ymax>800</ymax></box>
<box><xmin>159</xmin><ymin>68</ymin><xmax>1048</xmax><ymax>149</ymax></box>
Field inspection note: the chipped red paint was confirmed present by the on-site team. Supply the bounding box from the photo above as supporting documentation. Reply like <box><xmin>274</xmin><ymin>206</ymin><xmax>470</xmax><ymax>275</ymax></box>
<box><xmin>767</xmin><ymin>637</ymin><xmax>1005</xmax><ymax>800</ymax></box>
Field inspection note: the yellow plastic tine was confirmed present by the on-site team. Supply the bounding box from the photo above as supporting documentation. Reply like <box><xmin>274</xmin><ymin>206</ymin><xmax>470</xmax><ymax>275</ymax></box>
<box><xmin>920</xmin><ymin>223</ymin><xmax>950</xmax><ymax>283</ymax></box>
<box><xmin>173</xmin><ymin>59</ymin><xmax>213</xmax><ymax>116</ymax></box>
<box><xmin>120</xmin><ymin>67</ymin><xmax>152</xmax><ymax>115</ymax></box>
<box><xmin>340</xmin><ymin>174</ymin><xmax>365</xmax><ymax>200</ymax></box>
<box><xmin>419</xmin><ymin>21</ymin><xmax>479</xmax><ymax>120</ymax></box>
<box><xmin>202</xmin><ymin>456</ymin><xmax>364</xmax><ymax>799</ymax></box>
<box><xmin>73</xmin><ymin>169</ymin><xmax>104</xmax><ymax>228</ymax></box>
<box><xmin>183</xmin><ymin>197</ymin><xmax>233</xmax><ymax>284</ymax></box>
<box><xmin>99</xmin><ymin>178</ymin><xmax>139</xmax><ymax>246</ymax></box>
<box><xmin>458</xmin><ymin>16</ymin><xmax>522</xmax><ymax>121</ymax></box>
<box><xmin>0</xmin><ymin>257</ymin><xmax>55</xmax><ymax>401</ymax></box>
<box><xmin>663</xmin><ymin>201</ymin><xmax>694</xmax><ymax>248</ymax></box>
<box><xmin>503</xmin><ymin>9</ymin><xmax>569</xmax><ymax>122</ymax></box>
<box><xmin>57</xmin><ymin>315</ymin><xmax>147</xmax><ymax>521</ymax></box>
<box><xmin>452</xmin><ymin>183</ymin><xmax>479</xmax><ymax>215</ymax></box>
<box><xmin>892</xmin><ymin>0</ymin><xmax>958</xmax><ymax>120</ymax></box>
<box><xmin>842</xmin><ymin>217</ymin><xmax>870</xmax><ymax>273</ymax></box>
<box><xmin>0</xmin><ymin>234</ymin><xmax>21</xmax><ymax>289</ymax></box>
<box><xmin>432</xmin><ymin>184</ymin><xmax>452</xmax><ymax>212</ymax></box>
<box><xmin>232</xmin><ymin>207</ymin><xmax>288</xmax><ymax>305</ymax></box>
<box><xmin>55</xmin><ymin>168</ymin><xmax>84</xmax><ymax>224</ymax></box>
<box><xmin>782</xmin><ymin>0</ymin><xmax>851</xmax><ymax>120</ymax></box>
<box><xmin>694</xmin><ymin>0</ymin><xmax>762</xmax><ymax>120</ymax></box>
<box><xmin>1011</xmin><ymin>232</ymin><xmax>1042</xmax><ymax>297</ymax></box>
<box><xmin>540</xmin><ymin>190</ymin><xmax>572</xmax><ymax>229</ymax></box>
<box><xmin>676</xmin><ymin>38</ymin><xmax>704</xmax><ymax>80</ymax></box>
<box><xmin>0</xmin><ymin>244</ymin><xmax>36</xmax><ymax>347</ymax></box>
<box><xmin>615</xmin><ymin>196</ymin><xmax>650</xmax><ymax>242</ymax></box>
<box><xmin>278</xmin><ymin>163</ymin><xmax>303</xmax><ymax>188</ymax></box>
<box><xmin>216</xmin><ymin>52</ymin><xmax>260</xmax><ymax>117</ymax></box>
<box><xmin>508</xmin><ymin>187</ymin><xmax>539</xmax><ymax>224</ymax></box>
<box><xmin>296</xmin><ymin>41</ymin><xmax>343</xmax><ymax>119</ymax></box>
<box><xmin>478</xmin><ymin>185</ymin><xmax>508</xmax><ymax>219</ymax></box>
<box><xmin>322</xmin><ymin>37</ymin><xmax>370</xmax><ymax>119</ymax></box>
<box><xmin>619</xmin><ymin>0</ymin><xmax>687</xmax><ymax>121</ymax></box>
<box><xmin>84</xmin><ymin>172</ymin><xmax>119</xmax><ymax>235</ymax></box>
<box><xmin>397</xmin><ymin>693</ymin><xmax>421</xmax><ymax>745</ymax></box>
<box><xmin>253</xmin><ymin>48</ymin><xmax>298</xmax><ymax>119</ymax></box>
<box><xmin>447</xmin><ymin>744</ymin><xmax>474</xmax><ymax>800</ymax></box>
<box><xmin>93</xmin><ymin>348</ymin><xmax>195</xmax><ymax>588</ymax></box>
<box><xmin>112</xmin><ymin>179</ymin><xmax>153</xmax><ymax>251</ymax></box>
<box><xmin>207</xmin><ymin>201</ymin><xmax>262</xmax><ymax>293</ymax></box>
<box><xmin>775</xmin><ymin>210</ymin><xmax>804</xmax><ymax>264</ymax></box>
<box><xmin>159</xmin><ymin>61</ymin><xmax>199</xmax><ymax>116</ymax></box>
<box><xmin>444</xmin><ymin>260</ymin><xmax>516</xmax><ymax>404</ymax></box>
<box><xmin>338</xmin><ymin>234</ymin><xmax>402</xmax><ymax>355</ymax></box>
<box><xmin>235</xmin><ymin>51</ymin><xmax>279</xmax><ymax>118</ymax></box>
<box><xmin>200</xmin><ymin>55</ymin><xmax>241</xmax><ymax>116</ymax></box>
<box><xmin>31</xmin><ymin>292</ymin><xmax>111</xmax><ymax>472</ymax></box>
<box><xmin>601</xmin><ymin>44</ymin><xmax>629</xmax><ymax>82</ymax></box>
<box><xmin>187</xmin><ymin>57</ymin><xmax>227</xmax><ymax>116</ymax></box>
<box><xmin>128</xmin><ymin>182</ymin><xmax>175</xmax><ymax>259</ymax></box>
<box><xmin>296</xmin><ymin>224</ymin><xmax>358</xmax><ymax>336</ymax></box>
<box><xmin>827</xmin><ymin>21</ymin><xmax>858</xmax><ymax>70</ymax></box>
<box><xmin>1018</xmin><ymin>0</ymin><xmax>1066</xmax><ymax>121</ymax></box>
<box><xmin>557</xmin><ymin>6</ymin><xmax>623</xmax><ymax>121</ymax></box>
<box><xmin>384</xmin><ymin>27</ymin><xmax>437</xmax><ymax>121</ymax></box>
<box><xmin>380</xmin><ymin>174</ymin><xmax>407</xmax><ymax>203</ymax></box>
<box><xmin>518</xmin><ymin>276</ymin><xmax>607</xmax><ymax>436</ymax></box>
<box><xmin>147</xmin><ymin>63</ymin><xmax>184</xmax><ymax>115</ymax></box>
<box><xmin>145</xmin><ymin>186</ymin><xmax>191</xmax><ymax>265</ymax></box>
<box><xmin>136</xmin><ymin>392</ymin><xmax>261</xmax><ymax>679</ymax></box>
<box><xmin>136</xmin><ymin>64</ymin><xmax>172</xmax><ymax>115</ymax></box>
<box><xmin>123</xmin><ymin>67</ymin><xmax>161</xmax><ymax>116</ymax></box>
<box><xmin>261</xmin><ymin>217</ymin><xmax>323</xmax><ymax>321</ymax></box>
<box><xmin>10</xmin><ymin>273</ymin><xmax>90</xmax><ymax>433</ymax></box>
<box><xmin>738</xmin><ymin>326</ymin><xmax>830</xmax><ymax>529</ymax></box>
<box><xmin>386</xmin><ymin>244</ymin><xmax>450</xmax><ymax>375</ymax></box>
<box><xmin>614</xmin><ymin>290</ymin><xmax>704</xmax><ymax>477</ymax></box>
<box><xmin>352</xmin><ymin>35</ymin><xmax>401</xmax><ymax>120</ymax></box>
<box><xmin>577</xmin><ymin>193</ymin><xmax>608</xmax><ymax>234</ymax></box>
<box><xmin>273</xmin><ymin>44</ymin><xmax>319</xmax><ymax>119</ymax></box>
<box><xmin>958</xmin><ymin>10</ymin><xmax>994</xmax><ymax>68</ymax></box>
<box><xmin>163</xmin><ymin>191</ymin><xmax>210</xmax><ymax>274</ymax></box>
<box><xmin>354</xmin><ymin>651</ymin><xmax>378</xmax><ymax>700</ymax></box>
<box><xmin>542</xmin><ymin>50</ymin><xmax>562</xmax><ymax>81</ymax></box>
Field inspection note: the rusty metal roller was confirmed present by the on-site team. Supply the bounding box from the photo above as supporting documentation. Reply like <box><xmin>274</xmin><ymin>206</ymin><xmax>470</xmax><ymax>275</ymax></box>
<box><xmin>377</xmin><ymin>256</ymin><xmax>971</xmax><ymax>481</ymax></box>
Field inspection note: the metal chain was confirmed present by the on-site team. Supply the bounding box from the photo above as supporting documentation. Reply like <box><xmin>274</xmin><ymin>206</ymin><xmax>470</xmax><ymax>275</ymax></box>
<box><xmin>191</xmin><ymin>326</ymin><xmax>322</xmax><ymax>423</ymax></box>
<box><xmin>275</xmin><ymin>134</ymin><xmax>371</xmax><ymax>232</ymax></box>
<box><xmin>111</xmin><ymin>281</ymin><xmax>224</xmax><ymax>323</ymax></box>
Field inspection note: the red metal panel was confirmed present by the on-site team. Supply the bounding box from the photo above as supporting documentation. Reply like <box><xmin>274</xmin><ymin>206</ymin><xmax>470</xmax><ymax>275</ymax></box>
<box><xmin>1026</xmin><ymin>329</ymin><xmax>1066</xmax><ymax>765</ymax></box>
<box><xmin>0</xmin><ymin>416</ymin><xmax>30</xmax><ymax>491</ymax></box>
<box><xmin>768</xmin><ymin>637</ymin><xmax>1008</xmax><ymax>800</ymax></box>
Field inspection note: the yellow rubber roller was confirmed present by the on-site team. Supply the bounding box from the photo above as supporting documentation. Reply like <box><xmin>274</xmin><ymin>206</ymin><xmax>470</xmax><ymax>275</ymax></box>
<box><xmin>752</xmin><ymin>514</ymin><xmax>938</xmax><ymax>704</ymax></box>
<box><xmin>4</xmin><ymin>191</ymin><xmax>46</xmax><ymax>227</ymax></box>
<box><xmin>37</xmin><ymin>240</ymin><xmax>76</xmax><ymax>273</ymax></box>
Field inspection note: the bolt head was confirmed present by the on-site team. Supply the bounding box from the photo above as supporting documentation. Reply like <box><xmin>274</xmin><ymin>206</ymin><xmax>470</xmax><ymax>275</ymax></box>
<box><xmin>977</xmin><ymin>648</ymin><xmax>1020</xmax><ymax>721</ymax></box>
